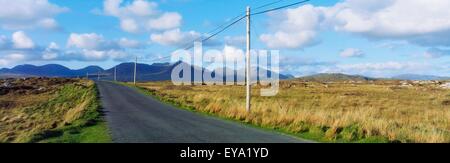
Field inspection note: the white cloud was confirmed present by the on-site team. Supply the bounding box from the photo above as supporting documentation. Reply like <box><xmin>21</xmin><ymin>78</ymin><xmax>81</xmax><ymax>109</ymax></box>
<box><xmin>424</xmin><ymin>48</ymin><xmax>450</xmax><ymax>58</ymax></box>
<box><xmin>336</xmin><ymin>62</ymin><xmax>415</xmax><ymax>71</ymax></box>
<box><xmin>103</xmin><ymin>0</ymin><xmax>181</xmax><ymax>33</ymax></box>
<box><xmin>278</xmin><ymin>55</ymin><xmax>336</xmax><ymax>77</ymax></box>
<box><xmin>80</xmin><ymin>49</ymin><xmax>128</xmax><ymax>61</ymax></box>
<box><xmin>327</xmin><ymin>61</ymin><xmax>433</xmax><ymax>77</ymax></box>
<box><xmin>5</xmin><ymin>53</ymin><xmax>26</xmax><ymax>60</ymax></box>
<box><xmin>48</xmin><ymin>42</ymin><xmax>59</xmax><ymax>50</ymax></box>
<box><xmin>260</xmin><ymin>31</ymin><xmax>318</xmax><ymax>49</ymax></box>
<box><xmin>0</xmin><ymin>32</ymin><xmax>42</xmax><ymax>66</ymax></box>
<box><xmin>260</xmin><ymin>5</ymin><xmax>322</xmax><ymax>49</ymax></box>
<box><xmin>37</xmin><ymin>18</ymin><xmax>59</xmax><ymax>29</ymax></box>
<box><xmin>81</xmin><ymin>50</ymin><xmax>108</xmax><ymax>61</ymax></box>
<box><xmin>104</xmin><ymin>0</ymin><xmax>157</xmax><ymax>17</ymax></box>
<box><xmin>150</xmin><ymin>28</ymin><xmax>200</xmax><ymax>46</ymax></box>
<box><xmin>0</xmin><ymin>59</ymin><xmax>7</xmax><ymax>66</ymax></box>
<box><xmin>42</xmin><ymin>42</ymin><xmax>59</xmax><ymax>60</ymax></box>
<box><xmin>250</xmin><ymin>4</ymin><xmax>316</xmax><ymax>49</ymax></box>
<box><xmin>65</xmin><ymin>33</ymin><xmax>142</xmax><ymax>61</ymax></box>
<box><xmin>224</xmin><ymin>36</ymin><xmax>246</xmax><ymax>47</ymax></box>
<box><xmin>118</xmin><ymin>38</ymin><xmax>141</xmax><ymax>48</ymax></box>
<box><xmin>42</xmin><ymin>52</ymin><xmax>58</xmax><ymax>60</ymax></box>
<box><xmin>12</xmin><ymin>31</ymin><xmax>34</xmax><ymax>49</ymax></box>
<box><xmin>222</xmin><ymin>45</ymin><xmax>245</xmax><ymax>62</ymax></box>
<box><xmin>67</xmin><ymin>33</ymin><xmax>138</xmax><ymax>50</ymax></box>
<box><xmin>0</xmin><ymin>31</ymin><xmax>140</xmax><ymax>64</ymax></box>
<box><xmin>120</xmin><ymin>18</ymin><xmax>139</xmax><ymax>33</ymax></box>
<box><xmin>106</xmin><ymin>50</ymin><xmax>128</xmax><ymax>59</ymax></box>
<box><xmin>340</xmin><ymin>48</ymin><xmax>365</xmax><ymax>58</ymax></box>
<box><xmin>327</xmin><ymin>0</ymin><xmax>450</xmax><ymax>40</ymax></box>
<box><xmin>67</xmin><ymin>33</ymin><xmax>106</xmax><ymax>50</ymax></box>
<box><xmin>376</xmin><ymin>41</ymin><xmax>408</xmax><ymax>50</ymax></box>
<box><xmin>0</xmin><ymin>53</ymin><xmax>26</xmax><ymax>66</ymax></box>
<box><xmin>147</xmin><ymin>12</ymin><xmax>182</xmax><ymax>30</ymax></box>
<box><xmin>0</xmin><ymin>0</ymin><xmax>67</xmax><ymax>30</ymax></box>
<box><xmin>261</xmin><ymin>0</ymin><xmax>450</xmax><ymax>49</ymax></box>
<box><xmin>0</xmin><ymin>35</ymin><xmax>8</xmax><ymax>48</ymax></box>
<box><xmin>326</xmin><ymin>0</ymin><xmax>450</xmax><ymax>47</ymax></box>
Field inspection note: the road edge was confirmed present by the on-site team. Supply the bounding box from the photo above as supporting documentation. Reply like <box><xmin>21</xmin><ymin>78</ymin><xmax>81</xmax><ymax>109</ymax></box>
<box><xmin>115</xmin><ymin>81</ymin><xmax>315</xmax><ymax>143</ymax></box>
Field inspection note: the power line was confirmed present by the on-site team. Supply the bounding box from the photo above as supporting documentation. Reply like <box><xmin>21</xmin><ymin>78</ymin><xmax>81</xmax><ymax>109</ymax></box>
<box><xmin>141</xmin><ymin>15</ymin><xmax>245</xmax><ymax>63</ymax></box>
<box><xmin>176</xmin><ymin>14</ymin><xmax>247</xmax><ymax>51</ymax></box>
<box><xmin>201</xmin><ymin>0</ymin><xmax>285</xmax><ymax>35</ymax></box>
<box><xmin>191</xmin><ymin>0</ymin><xmax>288</xmax><ymax>49</ymax></box>
<box><xmin>251</xmin><ymin>0</ymin><xmax>310</xmax><ymax>15</ymax></box>
<box><xmin>140</xmin><ymin>0</ymin><xmax>311</xmax><ymax>63</ymax></box>
<box><xmin>184</xmin><ymin>0</ymin><xmax>311</xmax><ymax>50</ymax></box>
<box><xmin>254</xmin><ymin>0</ymin><xmax>285</xmax><ymax>10</ymax></box>
<box><xmin>183</xmin><ymin>15</ymin><xmax>246</xmax><ymax>50</ymax></box>
<box><xmin>157</xmin><ymin>0</ymin><xmax>290</xmax><ymax>54</ymax></box>
<box><xmin>179</xmin><ymin>0</ymin><xmax>285</xmax><ymax>50</ymax></box>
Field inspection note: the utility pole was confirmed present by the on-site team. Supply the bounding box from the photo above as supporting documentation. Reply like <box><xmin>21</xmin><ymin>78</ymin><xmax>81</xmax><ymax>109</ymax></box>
<box><xmin>134</xmin><ymin>56</ymin><xmax>137</xmax><ymax>85</ymax></box>
<box><xmin>246</xmin><ymin>6</ymin><xmax>251</xmax><ymax>112</ymax></box>
<box><xmin>97</xmin><ymin>71</ymin><xmax>100</xmax><ymax>81</ymax></box>
<box><xmin>114</xmin><ymin>66</ymin><xmax>117</xmax><ymax>81</ymax></box>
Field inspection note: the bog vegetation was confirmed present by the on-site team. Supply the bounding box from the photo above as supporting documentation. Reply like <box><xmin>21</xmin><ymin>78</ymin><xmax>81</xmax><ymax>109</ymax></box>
<box><xmin>0</xmin><ymin>78</ymin><xmax>110</xmax><ymax>143</ymax></box>
<box><xmin>135</xmin><ymin>79</ymin><xmax>450</xmax><ymax>143</ymax></box>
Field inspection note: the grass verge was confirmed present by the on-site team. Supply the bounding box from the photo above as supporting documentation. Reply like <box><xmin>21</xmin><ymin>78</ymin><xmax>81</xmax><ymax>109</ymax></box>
<box><xmin>31</xmin><ymin>82</ymin><xmax>111</xmax><ymax>143</ymax></box>
<box><xmin>0</xmin><ymin>79</ymin><xmax>111</xmax><ymax>143</ymax></box>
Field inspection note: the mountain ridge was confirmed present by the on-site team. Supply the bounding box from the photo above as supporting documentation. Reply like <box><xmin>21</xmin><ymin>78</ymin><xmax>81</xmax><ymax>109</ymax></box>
<box><xmin>391</xmin><ymin>74</ymin><xmax>450</xmax><ymax>80</ymax></box>
<box><xmin>0</xmin><ymin>62</ymin><xmax>295</xmax><ymax>82</ymax></box>
<box><xmin>0</xmin><ymin>64</ymin><xmax>104</xmax><ymax>77</ymax></box>
<box><xmin>3</xmin><ymin>64</ymin><xmax>449</xmax><ymax>82</ymax></box>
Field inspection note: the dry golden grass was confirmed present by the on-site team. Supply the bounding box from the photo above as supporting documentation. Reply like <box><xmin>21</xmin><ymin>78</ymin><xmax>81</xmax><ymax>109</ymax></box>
<box><xmin>136</xmin><ymin>80</ymin><xmax>450</xmax><ymax>143</ymax></box>
<box><xmin>0</xmin><ymin>79</ymin><xmax>102</xmax><ymax>142</ymax></box>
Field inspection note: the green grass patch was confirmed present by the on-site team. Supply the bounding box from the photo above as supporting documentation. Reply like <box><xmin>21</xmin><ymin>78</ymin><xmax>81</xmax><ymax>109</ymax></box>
<box><xmin>38</xmin><ymin>122</ymin><xmax>111</xmax><ymax>143</ymax></box>
<box><xmin>28</xmin><ymin>82</ymin><xmax>112</xmax><ymax>143</ymax></box>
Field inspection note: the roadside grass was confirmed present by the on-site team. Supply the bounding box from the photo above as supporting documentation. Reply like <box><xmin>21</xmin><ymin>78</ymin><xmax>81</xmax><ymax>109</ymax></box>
<box><xmin>119</xmin><ymin>82</ymin><xmax>314</xmax><ymax>142</ymax></box>
<box><xmin>37</xmin><ymin>121</ymin><xmax>111</xmax><ymax>143</ymax></box>
<box><xmin>0</xmin><ymin>79</ymin><xmax>111</xmax><ymax>143</ymax></box>
<box><xmin>125</xmin><ymin>81</ymin><xmax>450</xmax><ymax>143</ymax></box>
<box><xmin>30</xmin><ymin>81</ymin><xmax>111</xmax><ymax>143</ymax></box>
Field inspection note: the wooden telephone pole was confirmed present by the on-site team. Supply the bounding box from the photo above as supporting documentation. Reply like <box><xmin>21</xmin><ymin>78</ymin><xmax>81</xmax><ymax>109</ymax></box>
<box><xmin>246</xmin><ymin>6</ymin><xmax>251</xmax><ymax>112</ymax></box>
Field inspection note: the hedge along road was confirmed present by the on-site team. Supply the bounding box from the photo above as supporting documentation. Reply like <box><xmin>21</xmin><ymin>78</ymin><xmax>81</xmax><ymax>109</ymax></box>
<box><xmin>96</xmin><ymin>81</ymin><xmax>310</xmax><ymax>143</ymax></box>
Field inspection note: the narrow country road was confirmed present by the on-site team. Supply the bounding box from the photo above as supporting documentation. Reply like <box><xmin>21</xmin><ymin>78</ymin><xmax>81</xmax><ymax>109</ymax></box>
<box><xmin>96</xmin><ymin>81</ymin><xmax>309</xmax><ymax>143</ymax></box>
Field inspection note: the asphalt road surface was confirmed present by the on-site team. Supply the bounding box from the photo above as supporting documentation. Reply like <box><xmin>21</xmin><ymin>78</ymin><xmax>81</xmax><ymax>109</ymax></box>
<box><xmin>96</xmin><ymin>81</ymin><xmax>310</xmax><ymax>143</ymax></box>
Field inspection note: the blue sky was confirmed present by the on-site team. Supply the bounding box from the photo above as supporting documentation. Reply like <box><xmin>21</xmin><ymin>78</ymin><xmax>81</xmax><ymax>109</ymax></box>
<box><xmin>0</xmin><ymin>0</ymin><xmax>449</xmax><ymax>77</ymax></box>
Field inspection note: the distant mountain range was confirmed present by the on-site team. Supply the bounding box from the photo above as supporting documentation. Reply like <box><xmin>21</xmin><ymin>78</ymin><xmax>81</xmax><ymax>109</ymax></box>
<box><xmin>2</xmin><ymin>63</ymin><xmax>448</xmax><ymax>82</ymax></box>
<box><xmin>0</xmin><ymin>62</ymin><xmax>294</xmax><ymax>82</ymax></box>
<box><xmin>0</xmin><ymin>64</ymin><xmax>103</xmax><ymax>78</ymax></box>
<box><xmin>391</xmin><ymin>74</ymin><xmax>450</xmax><ymax>80</ymax></box>
<box><xmin>295</xmin><ymin>73</ymin><xmax>450</xmax><ymax>82</ymax></box>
